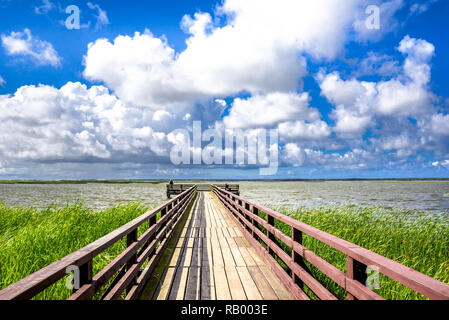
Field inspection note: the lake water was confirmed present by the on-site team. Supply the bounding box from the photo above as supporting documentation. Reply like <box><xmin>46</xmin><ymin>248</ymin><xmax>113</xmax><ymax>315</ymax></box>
<box><xmin>0</xmin><ymin>181</ymin><xmax>449</xmax><ymax>213</ymax></box>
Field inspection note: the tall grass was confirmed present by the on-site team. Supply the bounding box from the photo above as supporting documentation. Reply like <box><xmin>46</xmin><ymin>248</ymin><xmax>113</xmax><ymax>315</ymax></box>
<box><xmin>0</xmin><ymin>202</ymin><xmax>149</xmax><ymax>299</ymax></box>
<box><xmin>271</xmin><ymin>205</ymin><xmax>449</xmax><ymax>300</ymax></box>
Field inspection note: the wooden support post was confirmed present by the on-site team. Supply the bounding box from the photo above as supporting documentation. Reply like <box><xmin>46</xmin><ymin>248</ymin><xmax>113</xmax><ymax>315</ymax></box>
<box><xmin>346</xmin><ymin>256</ymin><xmax>368</xmax><ymax>300</ymax></box>
<box><xmin>238</xmin><ymin>200</ymin><xmax>244</xmax><ymax>225</ymax></box>
<box><xmin>161</xmin><ymin>206</ymin><xmax>167</xmax><ymax>218</ymax></box>
<box><xmin>126</xmin><ymin>229</ymin><xmax>138</xmax><ymax>293</ymax></box>
<box><xmin>160</xmin><ymin>206</ymin><xmax>168</xmax><ymax>238</ymax></box>
<box><xmin>233</xmin><ymin>196</ymin><xmax>241</xmax><ymax>224</ymax></box>
<box><xmin>292</xmin><ymin>227</ymin><xmax>304</xmax><ymax>289</ymax></box>
<box><xmin>244</xmin><ymin>202</ymin><xmax>251</xmax><ymax>233</ymax></box>
<box><xmin>252</xmin><ymin>206</ymin><xmax>259</xmax><ymax>241</ymax></box>
<box><xmin>267</xmin><ymin>214</ymin><xmax>275</xmax><ymax>257</ymax></box>
<box><xmin>149</xmin><ymin>213</ymin><xmax>157</xmax><ymax>244</ymax></box>
<box><xmin>74</xmin><ymin>260</ymin><xmax>92</xmax><ymax>294</ymax></box>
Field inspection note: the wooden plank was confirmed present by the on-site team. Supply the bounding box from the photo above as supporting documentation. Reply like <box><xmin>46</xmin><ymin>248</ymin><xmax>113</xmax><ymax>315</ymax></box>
<box><xmin>209</xmin><ymin>203</ymin><xmax>224</xmax><ymax>228</ymax></box>
<box><xmin>234</xmin><ymin>237</ymin><xmax>250</xmax><ymax>248</ymax></box>
<box><xmin>248</xmin><ymin>266</ymin><xmax>279</xmax><ymax>300</ymax></box>
<box><xmin>202</xmin><ymin>239</ymin><xmax>213</xmax><ymax>266</ymax></box>
<box><xmin>230</xmin><ymin>247</ymin><xmax>246</xmax><ymax>267</ymax></box>
<box><xmin>182</xmin><ymin>248</ymin><xmax>193</xmax><ymax>267</ymax></box>
<box><xmin>217</xmin><ymin>230</ymin><xmax>230</xmax><ymax>248</ymax></box>
<box><xmin>191</xmin><ymin>243</ymin><xmax>202</xmax><ymax>267</ymax></box>
<box><xmin>180</xmin><ymin>227</ymin><xmax>188</xmax><ymax>238</ymax></box>
<box><xmin>176</xmin><ymin>236</ymin><xmax>187</xmax><ymax>248</ymax></box>
<box><xmin>226</xmin><ymin>236</ymin><xmax>238</xmax><ymax>248</ymax></box>
<box><xmin>225</xmin><ymin>266</ymin><xmax>247</xmax><ymax>300</ymax></box>
<box><xmin>257</xmin><ymin>266</ymin><xmax>293</xmax><ymax>300</ymax></box>
<box><xmin>216</xmin><ymin>211</ymin><xmax>228</xmax><ymax>228</ymax></box>
<box><xmin>188</xmin><ymin>227</ymin><xmax>199</xmax><ymax>238</ymax></box>
<box><xmin>212</xmin><ymin>245</ymin><xmax>224</xmax><ymax>267</ymax></box>
<box><xmin>238</xmin><ymin>247</ymin><xmax>257</xmax><ymax>267</ymax></box>
<box><xmin>220</xmin><ymin>216</ymin><xmax>232</xmax><ymax>229</ymax></box>
<box><xmin>213</xmin><ymin>266</ymin><xmax>231</xmax><ymax>300</ymax></box>
<box><xmin>186</xmin><ymin>237</ymin><xmax>195</xmax><ymax>248</ymax></box>
<box><xmin>233</xmin><ymin>227</ymin><xmax>243</xmax><ymax>237</ymax></box>
<box><xmin>247</xmin><ymin>246</ymin><xmax>266</xmax><ymax>266</ymax></box>
<box><xmin>185</xmin><ymin>267</ymin><xmax>201</xmax><ymax>300</ymax></box>
<box><xmin>201</xmin><ymin>266</ymin><xmax>215</xmax><ymax>300</ymax></box>
<box><xmin>210</xmin><ymin>233</ymin><xmax>221</xmax><ymax>249</ymax></box>
<box><xmin>221</xmin><ymin>247</ymin><xmax>236</xmax><ymax>266</ymax></box>
<box><xmin>228</xmin><ymin>227</ymin><xmax>238</xmax><ymax>238</ymax></box>
<box><xmin>168</xmin><ymin>248</ymin><xmax>183</xmax><ymax>267</ymax></box>
<box><xmin>154</xmin><ymin>267</ymin><xmax>176</xmax><ymax>300</ymax></box>
<box><xmin>168</xmin><ymin>267</ymin><xmax>189</xmax><ymax>300</ymax></box>
<box><xmin>236</xmin><ymin>266</ymin><xmax>262</xmax><ymax>300</ymax></box>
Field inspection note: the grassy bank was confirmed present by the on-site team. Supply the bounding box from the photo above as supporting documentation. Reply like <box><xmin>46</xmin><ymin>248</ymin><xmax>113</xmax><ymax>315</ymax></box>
<box><xmin>0</xmin><ymin>202</ymin><xmax>149</xmax><ymax>299</ymax></box>
<box><xmin>271</xmin><ymin>205</ymin><xmax>449</xmax><ymax>300</ymax></box>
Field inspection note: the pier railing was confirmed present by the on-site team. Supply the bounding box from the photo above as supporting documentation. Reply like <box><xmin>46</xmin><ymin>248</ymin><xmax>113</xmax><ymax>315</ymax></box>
<box><xmin>212</xmin><ymin>185</ymin><xmax>449</xmax><ymax>300</ymax></box>
<box><xmin>167</xmin><ymin>183</ymin><xmax>239</xmax><ymax>198</ymax></box>
<box><xmin>0</xmin><ymin>186</ymin><xmax>196</xmax><ymax>300</ymax></box>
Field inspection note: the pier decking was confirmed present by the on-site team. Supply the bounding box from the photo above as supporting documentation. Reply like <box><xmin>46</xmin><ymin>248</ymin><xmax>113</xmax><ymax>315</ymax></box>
<box><xmin>139</xmin><ymin>192</ymin><xmax>292</xmax><ymax>300</ymax></box>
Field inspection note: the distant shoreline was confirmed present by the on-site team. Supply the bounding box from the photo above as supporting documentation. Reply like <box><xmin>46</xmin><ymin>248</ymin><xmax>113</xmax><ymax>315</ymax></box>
<box><xmin>1</xmin><ymin>178</ymin><xmax>449</xmax><ymax>184</ymax></box>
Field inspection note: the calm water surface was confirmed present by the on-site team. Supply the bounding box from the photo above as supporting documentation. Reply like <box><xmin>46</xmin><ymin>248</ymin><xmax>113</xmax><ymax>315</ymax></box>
<box><xmin>0</xmin><ymin>181</ymin><xmax>448</xmax><ymax>213</ymax></box>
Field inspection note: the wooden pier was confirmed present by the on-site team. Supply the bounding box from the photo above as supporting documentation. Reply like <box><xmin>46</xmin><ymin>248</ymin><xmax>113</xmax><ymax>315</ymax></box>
<box><xmin>139</xmin><ymin>192</ymin><xmax>291</xmax><ymax>300</ymax></box>
<box><xmin>1</xmin><ymin>185</ymin><xmax>448</xmax><ymax>300</ymax></box>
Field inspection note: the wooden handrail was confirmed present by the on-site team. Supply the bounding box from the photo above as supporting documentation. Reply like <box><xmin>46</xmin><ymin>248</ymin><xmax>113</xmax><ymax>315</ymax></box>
<box><xmin>212</xmin><ymin>185</ymin><xmax>449</xmax><ymax>300</ymax></box>
<box><xmin>0</xmin><ymin>186</ymin><xmax>197</xmax><ymax>300</ymax></box>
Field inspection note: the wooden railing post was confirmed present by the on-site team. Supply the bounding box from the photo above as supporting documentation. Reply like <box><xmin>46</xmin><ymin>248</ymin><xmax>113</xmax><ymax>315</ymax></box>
<box><xmin>148</xmin><ymin>211</ymin><xmax>157</xmax><ymax>247</ymax></box>
<box><xmin>74</xmin><ymin>260</ymin><xmax>92</xmax><ymax>294</ymax></box>
<box><xmin>267</xmin><ymin>213</ymin><xmax>275</xmax><ymax>257</ymax></box>
<box><xmin>233</xmin><ymin>196</ymin><xmax>241</xmax><ymax>223</ymax></box>
<box><xmin>160</xmin><ymin>206</ymin><xmax>168</xmax><ymax>238</ymax></box>
<box><xmin>292</xmin><ymin>227</ymin><xmax>304</xmax><ymax>289</ymax></box>
<box><xmin>252</xmin><ymin>206</ymin><xmax>259</xmax><ymax>241</ymax></box>
<box><xmin>126</xmin><ymin>229</ymin><xmax>138</xmax><ymax>293</ymax></box>
<box><xmin>244</xmin><ymin>202</ymin><xmax>251</xmax><ymax>233</ymax></box>
<box><xmin>346</xmin><ymin>256</ymin><xmax>368</xmax><ymax>300</ymax></box>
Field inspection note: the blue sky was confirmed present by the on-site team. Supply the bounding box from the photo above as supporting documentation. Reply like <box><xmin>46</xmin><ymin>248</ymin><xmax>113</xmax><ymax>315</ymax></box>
<box><xmin>0</xmin><ymin>0</ymin><xmax>448</xmax><ymax>179</ymax></box>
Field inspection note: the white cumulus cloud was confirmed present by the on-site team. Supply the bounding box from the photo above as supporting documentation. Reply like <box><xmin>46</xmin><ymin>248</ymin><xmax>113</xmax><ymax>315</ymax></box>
<box><xmin>318</xmin><ymin>35</ymin><xmax>436</xmax><ymax>137</ymax></box>
<box><xmin>222</xmin><ymin>92</ymin><xmax>320</xmax><ymax>130</ymax></box>
<box><xmin>1</xmin><ymin>28</ymin><xmax>61</xmax><ymax>67</ymax></box>
<box><xmin>83</xmin><ymin>0</ymin><xmax>371</xmax><ymax>111</ymax></box>
<box><xmin>0</xmin><ymin>82</ymin><xmax>172</xmax><ymax>164</ymax></box>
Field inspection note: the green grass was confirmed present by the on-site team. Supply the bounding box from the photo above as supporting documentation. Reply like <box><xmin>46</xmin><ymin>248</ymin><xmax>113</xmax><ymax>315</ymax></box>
<box><xmin>266</xmin><ymin>205</ymin><xmax>449</xmax><ymax>300</ymax></box>
<box><xmin>0</xmin><ymin>202</ymin><xmax>150</xmax><ymax>299</ymax></box>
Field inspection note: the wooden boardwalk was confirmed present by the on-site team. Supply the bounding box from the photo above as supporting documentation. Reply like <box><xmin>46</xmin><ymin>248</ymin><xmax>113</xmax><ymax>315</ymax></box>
<box><xmin>139</xmin><ymin>192</ymin><xmax>292</xmax><ymax>300</ymax></box>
